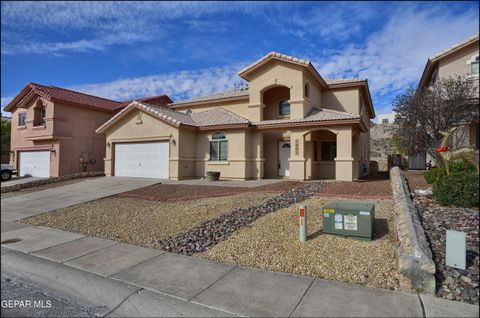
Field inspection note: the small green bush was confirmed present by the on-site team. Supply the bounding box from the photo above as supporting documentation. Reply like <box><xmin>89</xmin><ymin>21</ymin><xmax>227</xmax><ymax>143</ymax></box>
<box><xmin>425</xmin><ymin>168</ymin><xmax>440</xmax><ymax>184</ymax></box>
<box><xmin>433</xmin><ymin>171</ymin><xmax>479</xmax><ymax>208</ymax></box>
<box><xmin>425</xmin><ymin>162</ymin><xmax>477</xmax><ymax>184</ymax></box>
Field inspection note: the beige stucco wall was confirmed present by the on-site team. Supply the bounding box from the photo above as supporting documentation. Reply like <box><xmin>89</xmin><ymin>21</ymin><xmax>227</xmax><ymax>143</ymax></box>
<box><xmin>194</xmin><ymin>128</ymin><xmax>255</xmax><ymax>180</ymax></box>
<box><xmin>9</xmin><ymin>95</ymin><xmax>112</xmax><ymax>177</ymax></box>
<box><xmin>322</xmin><ymin>87</ymin><xmax>360</xmax><ymax>115</ymax></box>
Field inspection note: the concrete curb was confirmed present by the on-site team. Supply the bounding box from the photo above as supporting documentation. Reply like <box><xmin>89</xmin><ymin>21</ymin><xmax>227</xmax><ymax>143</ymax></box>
<box><xmin>390</xmin><ymin>167</ymin><xmax>436</xmax><ymax>293</ymax></box>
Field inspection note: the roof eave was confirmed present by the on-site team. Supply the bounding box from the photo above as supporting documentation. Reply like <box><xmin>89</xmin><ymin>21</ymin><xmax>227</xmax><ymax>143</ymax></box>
<box><xmin>169</xmin><ymin>95</ymin><xmax>249</xmax><ymax>108</ymax></box>
<box><xmin>254</xmin><ymin>118</ymin><xmax>363</xmax><ymax>130</ymax></box>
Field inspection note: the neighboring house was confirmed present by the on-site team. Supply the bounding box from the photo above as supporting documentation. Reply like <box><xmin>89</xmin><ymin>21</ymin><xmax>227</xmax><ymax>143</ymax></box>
<box><xmin>417</xmin><ymin>34</ymin><xmax>480</xmax><ymax>165</ymax></box>
<box><xmin>377</xmin><ymin>113</ymin><xmax>396</xmax><ymax>124</ymax></box>
<box><xmin>3</xmin><ymin>83</ymin><xmax>171</xmax><ymax>177</ymax></box>
<box><xmin>1</xmin><ymin>116</ymin><xmax>11</xmax><ymax>164</ymax></box>
<box><xmin>97</xmin><ymin>52</ymin><xmax>375</xmax><ymax>181</ymax></box>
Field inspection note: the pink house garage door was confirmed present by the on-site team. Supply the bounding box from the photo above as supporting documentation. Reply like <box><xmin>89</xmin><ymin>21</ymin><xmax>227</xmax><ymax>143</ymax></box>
<box><xmin>19</xmin><ymin>151</ymin><xmax>50</xmax><ymax>177</ymax></box>
<box><xmin>114</xmin><ymin>142</ymin><xmax>169</xmax><ymax>178</ymax></box>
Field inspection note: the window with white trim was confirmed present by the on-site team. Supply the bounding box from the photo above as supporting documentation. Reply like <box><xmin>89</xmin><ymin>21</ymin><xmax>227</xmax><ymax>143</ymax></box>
<box><xmin>278</xmin><ymin>100</ymin><xmax>290</xmax><ymax>116</ymax></box>
<box><xmin>471</xmin><ymin>56</ymin><xmax>479</xmax><ymax>75</ymax></box>
<box><xmin>210</xmin><ymin>132</ymin><xmax>228</xmax><ymax>161</ymax></box>
<box><xmin>18</xmin><ymin>112</ymin><xmax>26</xmax><ymax>127</ymax></box>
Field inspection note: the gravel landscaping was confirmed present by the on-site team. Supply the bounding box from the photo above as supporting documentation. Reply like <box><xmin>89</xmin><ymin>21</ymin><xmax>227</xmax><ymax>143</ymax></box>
<box><xmin>159</xmin><ymin>182</ymin><xmax>324</xmax><ymax>255</ymax></box>
<box><xmin>120</xmin><ymin>181</ymin><xmax>303</xmax><ymax>202</ymax></box>
<box><xmin>199</xmin><ymin>197</ymin><xmax>399</xmax><ymax>290</ymax></box>
<box><xmin>321</xmin><ymin>173</ymin><xmax>392</xmax><ymax>200</ymax></box>
<box><xmin>416</xmin><ymin>195</ymin><xmax>479</xmax><ymax>304</ymax></box>
<box><xmin>20</xmin><ymin>192</ymin><xmax>273</xmax><ymax>249</ymax></box>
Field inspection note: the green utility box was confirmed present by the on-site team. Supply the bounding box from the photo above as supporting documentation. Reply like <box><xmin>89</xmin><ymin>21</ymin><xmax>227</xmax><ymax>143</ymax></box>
<box><xmin>322</xmin><ymin>202</ymin><xmax>375</xmax><ymax>241</ymax></box>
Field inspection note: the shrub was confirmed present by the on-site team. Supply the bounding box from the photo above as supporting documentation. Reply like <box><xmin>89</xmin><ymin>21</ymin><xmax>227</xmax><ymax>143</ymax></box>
<box><xmin>433</xmin><ymin>171</ymin><xmax>479</xmax><ymax>208</ymax></box>
<box><xmin>425</xmin><ymin>162</ymin><xmax>477</xmax><ymax>184</ymax></box>
<box><xmin>424</xmin><ymin>168</ymin><xmax>440</xmax><ymax>184</ymax></box>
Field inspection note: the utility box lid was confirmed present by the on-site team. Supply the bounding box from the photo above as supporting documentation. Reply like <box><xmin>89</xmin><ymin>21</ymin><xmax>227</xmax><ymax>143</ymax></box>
<box><xmin>322</xmin><ymin>201</ymin><xmax>375</xmax><ymax>241</ymax></box>
<box><xmin>323</xmin><ymin>202</ymin><xmax>374</xmax><ymax>213</ymax></box>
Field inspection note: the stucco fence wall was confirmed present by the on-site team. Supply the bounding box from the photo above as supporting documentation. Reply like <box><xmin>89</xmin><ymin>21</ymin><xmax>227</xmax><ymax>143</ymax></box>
<box><xmin>390</xmin><ymin>166</ymin><xmax>436</xmax><ymax>293</ymax></box>
<box><xmin>1</xmin><ymin>171</ymin><xmax>105</xmax><ymax>193</ymax></box>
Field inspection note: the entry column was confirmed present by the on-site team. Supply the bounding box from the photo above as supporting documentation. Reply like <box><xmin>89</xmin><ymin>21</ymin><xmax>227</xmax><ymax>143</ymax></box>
<box><xmin>334</xmin><ymin>127</ymin><xmax>354</xmax><ymax>181</ymax></box>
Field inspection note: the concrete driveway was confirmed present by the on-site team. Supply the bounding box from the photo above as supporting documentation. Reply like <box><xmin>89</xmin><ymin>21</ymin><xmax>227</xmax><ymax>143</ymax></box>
<box><xmin>1</xmin><ymin>177</ymin><xmax>160</xmax><ymax>223</ymax></box>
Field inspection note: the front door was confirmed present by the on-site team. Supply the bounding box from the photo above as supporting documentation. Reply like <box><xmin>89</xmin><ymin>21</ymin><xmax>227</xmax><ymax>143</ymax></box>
<box><xmin>278</xmin><ymin>141</ymin><xmax>290</xmax><ymax>177</ymax></box>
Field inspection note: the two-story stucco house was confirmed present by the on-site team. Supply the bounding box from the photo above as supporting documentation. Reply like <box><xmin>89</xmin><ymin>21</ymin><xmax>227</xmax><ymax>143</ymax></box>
<box><xmin>418</xmin><ymin>34</ymin><xmax>479</xmax><ymax>161</ymax></box>
<box><xmin>97</xmin><ymin>52</ymin><xmax>375</xmax><ymax>181</ymax></box>
<box><xmin>3</xmin><ymin>83</ymin><xmax>172</xmax><ymax>177</ymax></box>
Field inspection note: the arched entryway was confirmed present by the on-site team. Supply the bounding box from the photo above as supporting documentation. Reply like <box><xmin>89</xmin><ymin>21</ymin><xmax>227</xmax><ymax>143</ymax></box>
<box><xmin>261</xmin><ymin>85</ymin><xmax>291</xmax><ymax>120</ymax></box>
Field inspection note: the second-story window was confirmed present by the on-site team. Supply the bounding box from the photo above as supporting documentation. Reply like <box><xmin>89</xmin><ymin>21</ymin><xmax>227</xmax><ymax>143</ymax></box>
<box><xmin>278</xmin><ymin>100</ymin><xmax>290</xmax><ymax>116</ymax></box>
<box><xmin>472</xmin><ymin>56</ymin><xmax>479</xmax><ymax>76</ymax></box>
<box><xmin>382</xmin><ymin>118</ymin><xmax>389</xmax><ymax>124</ymax></box>
<box><xmin>304</xmin><ymin>83</ymin><xmax>310</xmax><ymax>98</ymax></box>
<box><xmin>18</xmin><ymin>112</ymin><xmax>26</xmax><ymax>127</ymax></box>
<box><xmin>33</xmin><ymin>100</ymin><xmax>46</xmax><ymax>126</ymax></box>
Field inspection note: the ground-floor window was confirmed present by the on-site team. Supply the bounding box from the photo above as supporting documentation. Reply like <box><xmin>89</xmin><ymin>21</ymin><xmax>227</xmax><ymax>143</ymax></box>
<box><xmin>210</xmin><ymin>131</ymin><xmax>228</xmax><ymax>161</ymax></box>
<box><xmin>321</xmin><ymin>141</ymin><xmax>336</xmax><ymax>161</ymax></box>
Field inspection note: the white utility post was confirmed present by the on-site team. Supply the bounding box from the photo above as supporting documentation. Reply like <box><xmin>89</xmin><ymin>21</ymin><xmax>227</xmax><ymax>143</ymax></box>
<box><xmin>299</xmin><ymin>204</ymin><xmax>307</xmax><ymax>242</ymax></box>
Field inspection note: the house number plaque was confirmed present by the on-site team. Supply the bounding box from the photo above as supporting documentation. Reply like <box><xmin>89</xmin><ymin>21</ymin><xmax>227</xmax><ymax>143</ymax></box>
<box><xmin>295</xmin><ymin>139</ymin><xmax>299</xmax><ymax>155</ymax></box>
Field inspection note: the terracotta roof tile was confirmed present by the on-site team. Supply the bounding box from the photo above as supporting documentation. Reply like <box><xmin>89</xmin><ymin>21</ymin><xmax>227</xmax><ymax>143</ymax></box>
<box><xmin>170</xmin><ymin>87</ymin><xmax>249</xmax><ymax>106</ymax></box>
<box><xmin>325</xmin><ymin>78</ymin><xmax>367</xmax><ymax>85</ymax></box>
<box><xmin>429</xmin><ymin>33</ymin><xmax>479</xmax><ymax>61</ymax></box>
<box><xmin>190</xmin><ymin>107</ymin><xmax>250</xmax><ymax>127</ymax></box>
<box><xmin>28</xmin><ymin>83</ymin><xmax>122</xmax><ymax>112</ymax></box>
<box><xmin>253</xmin><ymin>107</ymin><xmax>360</xmax><ymax>126</ymax></box>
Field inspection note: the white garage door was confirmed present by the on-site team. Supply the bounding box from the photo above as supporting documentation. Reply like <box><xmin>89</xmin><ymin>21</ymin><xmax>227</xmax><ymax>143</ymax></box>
<box><xmin>114</xmin><ymin>142</ymin><xmax>169</xmax><ymax>178</ymax></box>
<box><xmin>19</xmin><ymin>151</ymin><xmax>51</xmax><ymax>177</ymax></box>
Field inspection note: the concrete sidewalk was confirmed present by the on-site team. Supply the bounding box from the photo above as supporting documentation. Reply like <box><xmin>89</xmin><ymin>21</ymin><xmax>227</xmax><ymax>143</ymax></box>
<box><xmin>1</xmin><ymin>226</ymin><xmax>478</xmax><ymax>317</ymax></box>
<box><xmin>1</xmin><ymin>176</ymin><xmax>160</xmax><ymax>222</ymax></box>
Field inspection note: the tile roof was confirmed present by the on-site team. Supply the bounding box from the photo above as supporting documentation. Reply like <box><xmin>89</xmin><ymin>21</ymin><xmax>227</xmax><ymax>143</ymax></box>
<box><xmin>238</xmin><ymin>52</ymin><xmax>311</xmax><ymax>76</ymax></box>
<box><xmin>117</xmin><ymin>95</ymin><xmax>173</xmax><ymax>108</ymax></box>
<box><xmin>253</xmin><ymin>107</ymin><xmax>361</xmax><ymax>126</ymax></box>
<box><xmin>429</xmin><ymin>33</ymin><xmax>479</xmax><ymax>61</ymax></box>
<box><xmin>325</xmin><ymin>78</ymin><xmax>367</xmax><ymax>85</ymax></box>
<box><xmin>97</xmin><ymin>101</ymin><xmax>250</xmax><ymax>133</ymax></box>
<box><xmin>170</xmin><ymin>78</ymin><xmax>367</xmax><ymax>106</ymax></box>
<box><xmin>26</xmin><ymin>82</ymin><xmax>122</xmax><ymax>112</ymax></box>
<box><xmin>170</xmin><ymin>87</ymin><xmax>249</xmax><ymax>106</ymax></box>
<box><xmin>190</xmin><ymin>107</ymin><xmax>250</xmax><ymax>127</ymax></box>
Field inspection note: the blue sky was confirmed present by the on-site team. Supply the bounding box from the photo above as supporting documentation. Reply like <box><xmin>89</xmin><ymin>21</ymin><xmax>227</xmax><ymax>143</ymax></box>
<box><xmin>1</xmin><ymin>1</ymin><xmax>479</xmax><ymax>118</ymax></box>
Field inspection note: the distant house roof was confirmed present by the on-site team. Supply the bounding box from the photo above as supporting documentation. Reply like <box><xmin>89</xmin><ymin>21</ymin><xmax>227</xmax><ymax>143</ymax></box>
<box><xmin>3</xmin><ymin>82</ymin><xmax>172</xmax><ymax>114</ymax></box>
<box><xmin>117</xmin><ymin>95</ymin><xmax>173</xmax><ymax>108</ymax></box>
<box><xmin>97</xmin><ymin>101</ymin><xmax>364</xmax><ymax>133</ymax></box>
<box><xmin>3</xmin><ymin>82</ymin><xmax>122</xmax><ymax>113</ymax></box>
<box><xmin>418</xmin><ymin>34</ymin><xmax>479</xmax><ymax>89</ymax></box>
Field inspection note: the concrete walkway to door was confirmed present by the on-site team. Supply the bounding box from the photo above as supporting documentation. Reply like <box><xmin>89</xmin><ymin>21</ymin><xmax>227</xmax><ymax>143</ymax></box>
<box><xmin>1</xmin><ymin>177</ymin><xmax>160</xmax><ymax>222</ymax></box>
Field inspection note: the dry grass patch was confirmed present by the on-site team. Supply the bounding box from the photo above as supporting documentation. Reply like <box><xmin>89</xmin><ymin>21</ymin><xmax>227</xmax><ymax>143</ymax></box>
<box><xmin>199</xmin><ymin>197</ymin><xmax>399</xmax><ymax>290</ymax></box>
<box><xmin>21</xmin><ymin>192</ymin><xmax>273</xmax><ymax>249</ymax></box>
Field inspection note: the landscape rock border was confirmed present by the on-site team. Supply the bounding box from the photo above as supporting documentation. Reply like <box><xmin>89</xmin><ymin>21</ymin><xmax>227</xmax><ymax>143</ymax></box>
<box><xmin>159</xmin><ymin>182</ymin><xmax>324</xmax><ymax>255</ymax></box>
<box><xmin>390</xmin><ymin>167</ymin><xmax>436</xmax><ymax>293</ymax></box>
<box><xmin>1</xmin><ymin>172</ymin><xmax>105</xmax><ymax>193</ymax></box>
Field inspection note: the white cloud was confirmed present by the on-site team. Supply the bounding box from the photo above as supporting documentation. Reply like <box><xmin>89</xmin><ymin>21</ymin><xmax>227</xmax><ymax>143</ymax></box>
<box><xmin>70</xmin><ymin>63</ymin><xmax>248</xmax><ymax>102</ymax></box>
<box><xmin>1</xmin><ymin>1</ymin><xmax>272</xmax><ymax>55</ymax></box>
<box><xmin>312</xmin><ymin>5</ymin><xmax>479</xmax><ymax>114</ymax></box>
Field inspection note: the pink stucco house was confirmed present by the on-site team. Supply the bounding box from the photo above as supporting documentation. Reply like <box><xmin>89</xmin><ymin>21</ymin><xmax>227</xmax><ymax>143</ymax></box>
<box><xmin>3</xmin><ymin>83</ymin><xmax>172</xmax><ymax>177</ymax></box>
